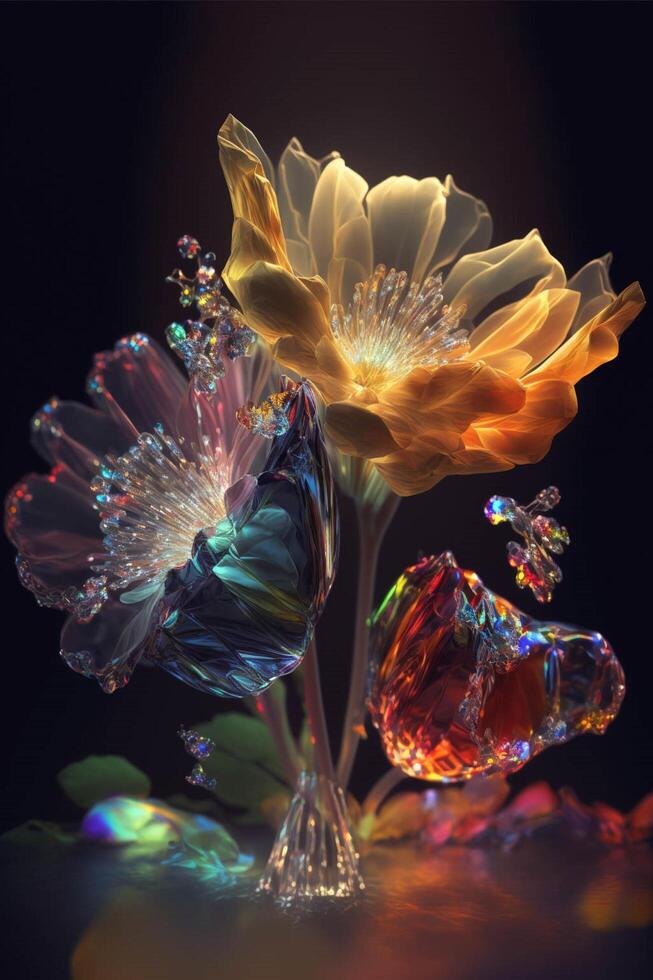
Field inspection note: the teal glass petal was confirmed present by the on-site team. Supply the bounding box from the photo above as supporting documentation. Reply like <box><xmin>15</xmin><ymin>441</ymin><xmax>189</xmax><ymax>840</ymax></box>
<box><xmin>150</xmin><ymin>381</ymin><xmax>338</xmax><ymax>698</ymax></box>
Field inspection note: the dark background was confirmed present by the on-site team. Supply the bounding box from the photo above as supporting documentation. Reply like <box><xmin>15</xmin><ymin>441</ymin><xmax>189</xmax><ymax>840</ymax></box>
<box><xmin>1</xmin><ymin>0</ymin><xmax>651</xmax><ymax>833</ymax></box>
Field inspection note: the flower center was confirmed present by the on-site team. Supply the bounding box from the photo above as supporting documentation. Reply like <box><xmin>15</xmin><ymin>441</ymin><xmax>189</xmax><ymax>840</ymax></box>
<box><xmin>330</xmin><ymin>264</ymin><xmax>469</xmax><ymax>389</ymax></box>
<box><xmin>90</xmin><ymin>426</ymin><xmax>230</xmax><ymax>592</ymax></box>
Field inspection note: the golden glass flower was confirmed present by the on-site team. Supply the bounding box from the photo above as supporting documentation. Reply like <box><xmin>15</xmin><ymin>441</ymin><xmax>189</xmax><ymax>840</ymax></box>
<box><xmin>219</xmin><ymin>115</ymin><xmax>644</xmax><ymax>495</ymax></box>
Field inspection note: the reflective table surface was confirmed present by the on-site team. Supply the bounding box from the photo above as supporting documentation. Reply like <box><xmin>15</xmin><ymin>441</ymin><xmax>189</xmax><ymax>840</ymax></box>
<box><xmin>2</xmin><ymin>833</ymin><xmax>652</xmax><ymax>979</ymax></box>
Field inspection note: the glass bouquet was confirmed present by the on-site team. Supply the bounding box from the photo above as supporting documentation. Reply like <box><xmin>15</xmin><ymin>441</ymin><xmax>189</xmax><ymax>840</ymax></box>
<box><xmin>5</xmin><ymin>116</ymin><xmax>645</xmax><ymax>905</ymax></box>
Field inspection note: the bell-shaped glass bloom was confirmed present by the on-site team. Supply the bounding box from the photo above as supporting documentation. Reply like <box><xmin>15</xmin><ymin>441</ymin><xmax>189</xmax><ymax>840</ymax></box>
<box><xmin>151</xmin><ymin>379</ymin><xmax>338</xmax><ymax>697</ymax></box>
<box><xmin>368</xmin><ymin>552</ymin><xmax>624</xmax><ymax>781</ymax></box>
<box><xmin>5</xmin><ymin>334</ymin><xmax>337</xmax><ymax>697</ymax></box>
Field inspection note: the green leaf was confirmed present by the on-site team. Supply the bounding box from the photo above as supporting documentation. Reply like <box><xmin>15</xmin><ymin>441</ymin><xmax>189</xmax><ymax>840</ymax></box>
<box><xmin>165</xmin><ymin>794</ymin><xmax>222</xmax><ymax>817</ymax></box>
<box><xmin>193</xmin><ymin>711</ymin><xmax>290</xmax><ymax>819</ymax></box>
<box><xmin>1</xmin><ymin>820</ymin><xmax>77</xmax><ymax>846</ymax></box>
<box><xmin>57</xmin><ymin>756</ymin><xmax>151</xmax><ymax>809</ymax></box>
<box><xmin>196</xmin><ymin>711</ymin><xmax>288</xmax><ymax>782</ymax></box>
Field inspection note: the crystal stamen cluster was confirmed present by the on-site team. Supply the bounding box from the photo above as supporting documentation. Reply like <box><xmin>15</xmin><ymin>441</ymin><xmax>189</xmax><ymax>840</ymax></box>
<box><xmin>90</xmin><ymin>423</ymin><xmax>231</xmax><ymax>596</ymax></box>
<box><xmin>484</xmin><ymin>486</ymin><xmax>570</xmax><ymax>603</ymax></box>
<box><xmin>236</xmin><ymin>387</ymin><xmax>296</xmax><ymax>439</ymax></box>
<box><xmin>330</xmin><ymin>264</ymin><xmax>468</xmax><ymax>389</ymax></box>
<box><xmin>166</xmin><ymin>235</ymin><xmax>255</xmax><ymax>394</ymax></box>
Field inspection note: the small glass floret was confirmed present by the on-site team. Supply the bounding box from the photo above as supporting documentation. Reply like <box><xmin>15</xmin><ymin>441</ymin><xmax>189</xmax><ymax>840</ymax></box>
<box><xmin>186</xmin><ymin>764</ymin><xmax>217</xmax><ymax>791</ymax></box>
<box><xmin>166</xmin><ymin>236</ymin><xmax>255</xmax><ymax>394</ymax></box>
<box><xmin>484</xmin><ymin>486</ymin><xmax>569</xmax><ymax>602</ymax></box>
<box><xmin>178</xmin><ymin>725</ymin><xmax>215</xmax><ymax>760</ymax></box>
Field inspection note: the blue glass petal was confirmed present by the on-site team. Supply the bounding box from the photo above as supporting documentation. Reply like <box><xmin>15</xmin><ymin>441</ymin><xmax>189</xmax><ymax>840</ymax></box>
<box><xmin>150</xmin><ymin>381</ymin><xmax>338</xmax><ymax>698</ymax></box>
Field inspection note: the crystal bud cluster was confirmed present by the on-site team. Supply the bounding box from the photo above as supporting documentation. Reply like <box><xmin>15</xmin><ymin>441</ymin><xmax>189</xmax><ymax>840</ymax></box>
<box><xmin>330</xmin><ymin>264</ymin><xmax>468</xmax><ymax>389</ymax></box>
<box><xmin>166</xmin><ymin>235</ymin><xmax>255</xmax><ymax>394</ymax></box>
<box><xmin>484</xmin><ymin>486</ymin><xmax>570</xmax><ymax>602</ymax></box>
<box><xmin>178</xmin><ymin>725</ymin><xmax>217</xmax><ymax>790</ymax></box>
<box><xmin>235</xmin><ymin>388</ymin><xmax>295</xmax><ymax>439</ymax></box>
<box><xmin>368</xmin><ymin>552</ymin><xmax>624</xmax><ymax>782</ymax></box>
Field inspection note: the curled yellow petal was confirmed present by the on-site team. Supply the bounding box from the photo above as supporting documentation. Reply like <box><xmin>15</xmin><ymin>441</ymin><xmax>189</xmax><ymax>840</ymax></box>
<box><xmin>529</xmin><ymin>282</ymin><xmax>645</xmax><ymax>386</ymax></box>
<box><xmin>443</xmin><ymin>230</ymin><xmax>565</xmax><ymax>320</ymax></box>
<box><xmin>471</xmin><ymin>289</ymin><xmax>578</xmax><ymax>369</ymax></box>
<box><xmin>231</xmin><ymin>260</ymin><xmax>330</xmax><ymax>346</ymax></box>
<box><xmin>218</xmin><ymin>114</ymin><xmax>289</xmax><ymax>270</ymax></box>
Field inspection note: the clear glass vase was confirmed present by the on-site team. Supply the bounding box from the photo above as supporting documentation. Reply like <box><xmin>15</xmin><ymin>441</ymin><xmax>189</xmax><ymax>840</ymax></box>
<box><xmin>258</xmin><ymin>770</ymin><xmax>365</xmax><ymax>905</ymax></box>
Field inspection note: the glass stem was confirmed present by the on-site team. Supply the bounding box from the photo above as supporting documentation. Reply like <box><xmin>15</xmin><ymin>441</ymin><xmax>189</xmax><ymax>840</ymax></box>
<box><xmin>337</xmin><ymin>494</ymin><xmax>399</xmax><ymax>788</ymax></box>
<box><xmin>255</xmin><ymin>690</ymin><xmax>301</xmax><ymax>788</ymax></box>
<box><xmin>303</xmin><ymin>637</ymin><xmax>335</xmax><ymax>780</ymax></box>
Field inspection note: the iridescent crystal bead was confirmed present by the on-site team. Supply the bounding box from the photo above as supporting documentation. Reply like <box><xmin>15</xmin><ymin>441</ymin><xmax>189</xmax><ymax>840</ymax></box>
<box><xmin>186</xmin><ymin>763</ymin><xmax>216</xmax><ymax>791</ymax></box>
<box><xmin>485</xmin><ymin>486</ymin><xmax>570</xmax><ymax>602</ymax></box>
<box><xmin>178</xmin><ymin>725</ymin><xmax>215</xmax><ymax>760</ymax></box>
<box><xmin>176</xmin><ymin>234</ymin><xmax>201</xmax><ymax>259</ymax></box>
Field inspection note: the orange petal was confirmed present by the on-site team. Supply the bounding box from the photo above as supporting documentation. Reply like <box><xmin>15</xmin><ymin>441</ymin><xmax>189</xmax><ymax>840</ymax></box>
<box><xmin>314</xmin><ymin>336</ymin><xmax>355</xmax><ymax>386</ymax></box>
<box><xmin>298</xmin><ymin>274</ymin><xmax>331</xmax><ymax>317</ymax></box>
<box><xmin>325</xmin><ymin>402</ymin><xmax>399</xmax><ymax>458</ymax></box>
<box><xmin>381</xmin><ymin>363</ymin><xmax>481</xmax><ymax>413</ymax></box>
<box><xmin>481</xmin><ymin>349</ymin><xmax>532</xmax><ymax>376</ymax></box>
<box><xmin>270</xmin><ymin>336</ymin><xmax>355</xmax><ymax>404</ymax></box>
<box><xmin>370</xmin><ymin>365</ymin><xmax>524</xmax><ymax>473</ymax></box>
<box><xmin>374</xmin><ymin>451</ymin><xmax>451</xmax><ymax>495</ymax></box>
<box><xmin>470</xmin><ymin>379</ymin><xmax>578</xmax><ymax>465</ymax></box>
<box><xmin>432</xmin><ymin>363</ymin><xmax>526</xmax><ymax>427</ymax></box>
<box><xmin>374</xmin><ymin>443</ymin><xmax>514</xmax><ymax>496</ymax></box>
<box><xmin>271</xmin><ymin>334</ymin><xmax>319</xmax><ymax>376</ymax></box>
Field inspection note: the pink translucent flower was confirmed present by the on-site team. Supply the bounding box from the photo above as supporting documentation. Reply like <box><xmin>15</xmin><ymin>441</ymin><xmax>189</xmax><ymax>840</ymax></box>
<box><xmin>5</xmin><ymin>334</ymin><xmax>272</xmax><ymax>693</ymax></box>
